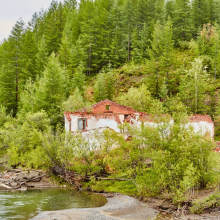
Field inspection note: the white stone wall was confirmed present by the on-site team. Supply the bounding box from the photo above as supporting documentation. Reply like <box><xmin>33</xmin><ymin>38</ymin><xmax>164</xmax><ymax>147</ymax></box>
<box><xmin>70</xmin><ymin>116</ymin><xmax>78</xmax><ymax>132</ymax></box>
<box><xmin>185</xmin><ymin>121</ymin><xmax>214</xmax><ymax>138</ymax></box>
<box><xmin>64</xmin><ymin>117</ymin><xmax>70</xmax><ymax>131</ymax></box>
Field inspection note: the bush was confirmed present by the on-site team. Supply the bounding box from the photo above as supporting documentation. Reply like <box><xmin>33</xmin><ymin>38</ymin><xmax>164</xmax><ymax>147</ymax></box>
<box><xmin>190</xmin><ymin>190</ymin><xmax>220</xmax><ymax>214</ymax></box>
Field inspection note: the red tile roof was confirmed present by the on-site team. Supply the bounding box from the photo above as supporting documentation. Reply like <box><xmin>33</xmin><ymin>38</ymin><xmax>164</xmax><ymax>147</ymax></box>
<box><xmin>189</xmin><ymin>114</ymin><xmax>213</xmax><ymax>124</ymax></box>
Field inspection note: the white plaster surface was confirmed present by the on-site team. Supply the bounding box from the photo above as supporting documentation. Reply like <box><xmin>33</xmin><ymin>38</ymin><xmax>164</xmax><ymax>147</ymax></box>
<box><xmin>64</xmin><ymin>117</ymin><xmax>70</xmax><ymax>131</ymax></box>
<box><xmin>70</xmin><ymin>116</ymin><xmax>78</xmax><ymax>132</ymax></box>
<box><xmin>96</xmin><ymin>119</ymin><xmax>120</xmax><ymax>132</ymax></box>
<box><xmin>185</xmin><ymin>121</ymin><xmax>214</xmax><ymax>138</ymax></box>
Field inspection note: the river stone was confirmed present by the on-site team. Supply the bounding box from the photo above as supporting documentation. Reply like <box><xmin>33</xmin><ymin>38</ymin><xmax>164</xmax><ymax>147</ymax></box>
<box><xmin>10</xmin><ymin>182</ymin><xmax>18</xmax><ymax>187</ymax></box>
<box><xmin>28</xmin><ymin>172</ymin><xmax>40</xmax><ymax>180</ymax></box>
<box><xmin>31</xmin><ymin>177</ymin><xmax>41</xmax><ymax>182</ymax></box>
<box><xmin>15</xmin><ymin>173</ymin><xmax>26</xmax><ymax>181</ymax></box>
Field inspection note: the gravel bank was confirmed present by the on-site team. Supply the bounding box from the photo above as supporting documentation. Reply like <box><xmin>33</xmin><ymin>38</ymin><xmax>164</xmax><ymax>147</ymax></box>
<box><xmin>32</xmin><ymin>193</ymin><xmax>159</xmax><ymax>220</ymax></box>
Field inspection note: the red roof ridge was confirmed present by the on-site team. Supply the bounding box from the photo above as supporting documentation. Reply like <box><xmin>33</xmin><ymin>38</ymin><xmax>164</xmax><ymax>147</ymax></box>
<box><xmin>64</xmin><ymin>112</ymin><xmax>71</xmax><ymax>121</ymax></box>
<box><xmin>75</xmin><ymin>99</ymin><xmax>138</xmax><ymax>114</ymax></box>
<box><xmin>189</xmin><ymin>114</ymin><xmax>213</xmax><ymax>124</ymax></box>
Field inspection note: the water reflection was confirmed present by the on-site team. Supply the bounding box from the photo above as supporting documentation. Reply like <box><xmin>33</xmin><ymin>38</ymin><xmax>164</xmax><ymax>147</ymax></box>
<box><xmin>0</xmin><ymin>189</ymin><xmax>107</xmax><ymax>220</ymax></box>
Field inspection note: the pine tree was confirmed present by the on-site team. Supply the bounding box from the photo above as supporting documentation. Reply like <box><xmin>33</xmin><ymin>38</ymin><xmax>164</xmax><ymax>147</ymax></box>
<box><xmin>161</xmin><ymin>17</ymin><xmax>174</xmax><ymax>83</ymax></box>
<box><xmin>5</xmin><ymin>19</ymin><xmax>25</xmax><ymax>115</ymax></box>
<box><xmin>21</xmin><ymin>29</ymin><xmax>38</xmax><ymax>80</ymax></box>
<box><xmin>173</xmin><ymin>0</ymin><xmax>192</xmax><ymax>42</ymax></box>
<box><xmin>35</xmin><ymin>52</ymin><xmax>67</xmax><ymax>113</ymax></box>
<box><xmin>94</xmin><ymin>73</ymin><xmax>106</xmax><ymax>102</ymax></box>
<box><xmin>210</xmin><ymin>24</ymin><xmax>220</xmax><ymax>80</ymax></box>
<box><xmin>72</xmin><ymin>62</ymin><xmax>86</xmax><ymax>95</ymax></box>
<box><xmin>121</xmin><ymin>0</ymin><xmax>135</xmax><ymax>62</ymax></box>
<box><xmin>192</xmin><ymin>0</ymin><xmax>209</xmax><ymax>37</ymax></box>
<box><xmin>105</xmin><ymin>70</ymin><xmax>115</xmax><ymax>101</ymax></box>
<box><xmin>149</xmin><ymin>20</ymin><xmax>163</xmax><ymax>96</ymax></box>
<box><xmin>35</xmin><ymin>35</ymin><xmax>48</xmax><ymax>76</ymax></box>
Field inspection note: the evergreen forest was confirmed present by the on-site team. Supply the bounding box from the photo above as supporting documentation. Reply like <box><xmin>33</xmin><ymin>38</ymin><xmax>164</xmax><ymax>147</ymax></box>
<box><xmin>1</xmin><ymin>0</ymin><xmax>220</xmax><ymax>208</ymax></box>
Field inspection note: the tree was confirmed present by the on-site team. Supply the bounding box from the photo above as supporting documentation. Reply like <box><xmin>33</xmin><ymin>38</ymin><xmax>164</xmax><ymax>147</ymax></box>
<box><xmin>192</xmin><ymin>0</ymin><xmax>209</xmax><ymax>37</ymax></box>
<box><xmin>161</xmin><ymin>17</ymin><xmax>174</xmax><ymax>84</ymax></box>
<box><xmin>94</xmin><ymin>73</ymin><xmax>106</xmax><ymax>102</ymax></box>
<box><xmin>173</xmin><ymin>0</ymin><xmax>192</xmax><ymax>42</ymax></box>
<box><xmin>21</xmin><ymin>29</ymin><xmax>38</xmax><ymax>80</ymax></box>
<box><xmin>72</xmin><ymin>62</ymin><xmax>86</xmax><ymax>95</ymax></box>
<box><xmin>105</xmin><ymin>70</ymin><xmax>115</xmax><ymax>100</ymax></box>
<box><xmin>35</xmin><ymin>52</ymin><xmax>67</xmax><ymax>113</ymax></box>
<box><xmin>18</xmin><ymin>79</ymin><xmax>37</xmax><ymax>119</ymax></box>
<box><xmin>0</xmin><ymin>19</ymin><xmax>25</xmax><ymax>115</ymax></box>
<box><xmin>121</xmin><ymin>0</ymin><xmax>135</xmax><ymax>62</ymax></box>
<box><xmin>149</xmin><ymin>20</ymin><xmax>163</xmax><ymax>96</ymax></box>
<box><xmin>62</xmin><ymin>87</ymin><xmax>85</xmax><ymax>112</ymax></box>
<box><xmin>35</xmin><ymin>35</ymin><xmax>48</xmax><ymax>76</ymax></box>
<box><xmin>179</xmin><ymin>58</ymin><xmax>210</xmax><ymax>114</ymax></box>
<box><xmin>116</xmin><ymin>84</ymin><xmax>162</xmax><ymax>113</ymax></box>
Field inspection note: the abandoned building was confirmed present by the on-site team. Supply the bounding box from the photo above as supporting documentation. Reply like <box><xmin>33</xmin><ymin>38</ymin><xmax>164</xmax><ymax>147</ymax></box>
<box><xmin>64</xmin><ymin>100</ymin><xmax>214</xmax><ymax>139</ymax></box>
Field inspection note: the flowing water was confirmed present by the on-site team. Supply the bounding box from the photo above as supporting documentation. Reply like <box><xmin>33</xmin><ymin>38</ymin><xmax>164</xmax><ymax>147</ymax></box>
<box><xmin>0</xmin><ymin>188</ymin><xmax>107</xmax><ymax>220</ymax></box>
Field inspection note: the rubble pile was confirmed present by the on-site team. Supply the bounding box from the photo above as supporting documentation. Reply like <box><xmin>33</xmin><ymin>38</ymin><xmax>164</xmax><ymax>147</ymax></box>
<box><xmin>214</xmin><ymin>141</ymin><xmax>220</xmax><ymax>153</ymax></box>
<box><xmin>0</xmin><ymin>169</ymin><xmax>49</xmax><ymax>190</ymax></box>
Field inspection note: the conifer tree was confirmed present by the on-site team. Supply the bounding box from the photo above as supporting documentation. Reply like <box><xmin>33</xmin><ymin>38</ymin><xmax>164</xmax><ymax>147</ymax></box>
<box><xmin>35</xmin><ymin>52</ymin><xmax>67</xmax><ymax>113</ymax></box>
<box><xmin>2</xmin><ymin>19</ymin><xmax>26</xmax><ymax>115</ymax></box>
<box><xmin>192</xmin><ymin>0</ymin><xmax>209</xmax><ymax>37</ymax></box>
<box><xmin>35</xmin><ymin>35</ymin><xmax>48</xmax><ymax>76</ymax></box>
<box><xmin>21</xmin><ymin>29</ymin><xmax>38</xmax><ymax>80</ymax></box>
<box><xmin>121</xmin><ymin>0</ymin><xmax>135</xmax><ymax>62</ymax></box>
<box><xmin>105</xmin><ymin>70</ymin><xmax>115</xmax><ymax>101</ymax></box>
<box><xmin>149</xmin><ymin>20</ymin><xmax>163</xmax><ymax>96</ymax></box>
<box><xmin>94</xmin><ymin>73</ymin><xmax>106</xmax><ymax>102</ymax></box>
<box><xmin>161</xmin><ymin>17</ymin><xmax>174</xmax><ymax>82</ymax></box>
<box><xmin>72</xmin><ymin>62</ymin><xmax>85</xmax><ymax>95</ymax></box>
<box><xmin>210</xmin><ymin>24</ymin><xmax>220</xmax><ymax>80</ymax></box>
<box><xmin>173</xmin><ymin>0</ymin><xmax>192</xmax><ymax>42</ymax></box>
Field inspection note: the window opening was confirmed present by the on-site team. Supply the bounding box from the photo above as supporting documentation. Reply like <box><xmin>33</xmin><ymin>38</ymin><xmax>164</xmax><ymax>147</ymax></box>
<box><xmin>78</xmin><ymin>118</ymin><xmax>87</xmax><ymax>130</ymax></box>
<box><xmin>124</xmin><ymin>114</ymin><xmax>129</xmax><ymax>120</ymax></box>
<box><xmin>106</xmin><ymin>105</ymin><xmax>110</xmax><ymax>110</ymax></box>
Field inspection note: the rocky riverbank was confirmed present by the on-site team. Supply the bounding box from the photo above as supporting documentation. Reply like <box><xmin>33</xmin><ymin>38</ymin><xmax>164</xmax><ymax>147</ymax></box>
<box><xmin>32</xmin><ymin>193</ymin><xmax>159</xmax><ymax>220</ymax></box>
<box><xmin>0</xmin><ymin>169</ymin><xmax>57</xmax><ymax>190</ymax></box>
<box><xmin>31</xmin><ymin>193</ymin><xmax>220</xmax><ymax>220</ymax></box>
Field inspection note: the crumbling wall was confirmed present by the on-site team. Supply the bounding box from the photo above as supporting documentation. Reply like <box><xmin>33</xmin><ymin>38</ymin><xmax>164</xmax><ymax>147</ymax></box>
<box><xmin>185</xmin><ymin>121</ymin><xmax>214</xmax><ymax>138</ymax></box>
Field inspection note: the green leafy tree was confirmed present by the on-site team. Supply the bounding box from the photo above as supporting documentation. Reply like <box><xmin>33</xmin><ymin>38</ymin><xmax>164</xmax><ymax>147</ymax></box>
<box><xmin>179</xmin><ymin>58</ymin><xmax>210</xmax><ymax>114</ymax></box>
<box><xmin>62</xmin><ymin>87</ymin><xmax>85</xmax><ymax>112</ymax></box>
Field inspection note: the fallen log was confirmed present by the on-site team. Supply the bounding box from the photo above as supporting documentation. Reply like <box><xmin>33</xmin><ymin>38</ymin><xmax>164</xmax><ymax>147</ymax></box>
<box><xmin>0</xmin><ymin>183</ymin><xmax>12</xmax><ymax>189</ymax></box>
<box><xmin>85</xmin><ymin>177</ymin><xmax>133</xmax><ymax>181</ymax></box>
<box><xmin>97</xmin><ymin>177</ymin><xmax>133</xmax><ymax>181</ymax></box>
<box><xmin>28</xmin><ymin>174</ymin><xmax>47</xmax><ymax>182</ymax></box>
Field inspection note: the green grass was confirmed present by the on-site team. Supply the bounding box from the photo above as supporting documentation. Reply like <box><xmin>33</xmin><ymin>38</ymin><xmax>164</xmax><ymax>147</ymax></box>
<box><xmin>83</xmin><ymin>180</ymin><xmax>138</xmax><ymax>196</ymax></box>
